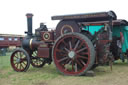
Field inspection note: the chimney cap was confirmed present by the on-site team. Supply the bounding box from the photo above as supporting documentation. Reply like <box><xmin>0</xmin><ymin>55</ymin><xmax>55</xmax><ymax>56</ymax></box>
<box><xmin>26</xmin><ymin>13</ymin><xmax>33</xmax><ymax>18</ymax></box>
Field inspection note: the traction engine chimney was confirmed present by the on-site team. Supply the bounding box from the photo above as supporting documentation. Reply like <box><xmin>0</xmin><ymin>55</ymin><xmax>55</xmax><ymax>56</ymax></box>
<box><xmin>26</xmin><ymin>13</ymin><xmax>33</xmax><ymax>36</ymax></box>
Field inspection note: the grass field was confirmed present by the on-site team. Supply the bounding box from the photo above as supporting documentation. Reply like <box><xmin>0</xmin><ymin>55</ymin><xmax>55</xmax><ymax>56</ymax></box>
<box><xmin>0</xmin><ymin>52</ymin><xmax>128</xmax><ymax>85</ymax></box>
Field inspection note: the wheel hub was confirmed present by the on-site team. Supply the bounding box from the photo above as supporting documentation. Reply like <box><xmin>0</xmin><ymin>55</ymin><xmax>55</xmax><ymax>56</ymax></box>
<box><xmin>68</xmin><ymin>51</ymin><xmax>75</xmax><ymax>59</ymax></box>
<box><xmin>16</xmin><ymin>58</ymin><xmax>20</xmax><ymax>63</ymax></box>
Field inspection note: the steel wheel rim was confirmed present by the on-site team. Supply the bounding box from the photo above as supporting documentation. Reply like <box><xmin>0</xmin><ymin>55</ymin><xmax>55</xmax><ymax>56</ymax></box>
<box><xmin>11</xmin><ymin>50</ymin><xmax>29</xmax><ymax>72</ymax></box>
<box><xmin>53</xmin><ymin>34</ymin><xmax>90</xmax><ymax>75</ymax></box>
<box><xmin>31</xmin><ymin>51</ymin><xmax>45</xmax><ymax>67</ymax></box>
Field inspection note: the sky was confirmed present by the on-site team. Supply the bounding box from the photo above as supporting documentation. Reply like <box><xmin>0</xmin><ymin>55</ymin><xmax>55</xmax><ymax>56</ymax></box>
<box><xmin>0</xmin><ymin>0</ymin><xmax>128</xmax><ymax>35</ymax></box>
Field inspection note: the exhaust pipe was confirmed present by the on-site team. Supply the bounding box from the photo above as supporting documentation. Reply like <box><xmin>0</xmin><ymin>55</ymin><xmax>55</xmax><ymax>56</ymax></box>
<box><xmin>26</xmin><ymin>13</ymin><xmax>33</xmax><ymax>36</ymax></box>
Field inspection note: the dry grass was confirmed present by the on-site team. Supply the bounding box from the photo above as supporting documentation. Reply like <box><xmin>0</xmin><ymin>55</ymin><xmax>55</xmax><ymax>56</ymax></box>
<box><xmin>0</xmin><ymin>53</ymin><xmax>128</xmax><ymax>85</ymax></box>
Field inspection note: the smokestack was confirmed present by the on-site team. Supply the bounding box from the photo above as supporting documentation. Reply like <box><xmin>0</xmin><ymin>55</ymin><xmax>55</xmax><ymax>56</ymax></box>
<box><xmin>26</xmin><ymin>13</ymin><xmax>33</xmax><ymax>36</ymax></box>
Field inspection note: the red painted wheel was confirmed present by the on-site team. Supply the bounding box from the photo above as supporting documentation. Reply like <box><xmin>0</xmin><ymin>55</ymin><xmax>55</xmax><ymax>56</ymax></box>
<box><xmin>31</xmin><ymin>51</ymin><xmax>46</xmax><ymax>68</ymax></box>
<box><xmin>10</xmin><ymin>48</ymin><xmax>30</xmax><ymax>72</ymax></box>
<box><xmin>52</xmin><ymin>33</ymin><xmax>95</xmax><ymax>76</ymax></box>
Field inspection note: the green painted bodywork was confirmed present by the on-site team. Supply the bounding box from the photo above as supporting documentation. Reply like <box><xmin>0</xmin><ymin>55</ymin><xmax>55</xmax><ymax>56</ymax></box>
<box><xmin>83</xmin><ymin>25</ymin><xmax>128</xmax><ymax>52</ymax></box>
<box><xmin>83</xmin><ymin>25</ymin><xmax>104</xmax><ymax>35</ymax></box>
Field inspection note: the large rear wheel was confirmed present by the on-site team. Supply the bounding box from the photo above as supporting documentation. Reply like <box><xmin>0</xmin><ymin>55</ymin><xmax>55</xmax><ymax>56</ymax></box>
<box><xmin>52</xmin><ymin>33</ymin><xmax>95</xmax><ymax>76</ymax></box>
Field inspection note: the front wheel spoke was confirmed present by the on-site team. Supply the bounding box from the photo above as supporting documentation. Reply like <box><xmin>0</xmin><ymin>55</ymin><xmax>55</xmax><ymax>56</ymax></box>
<box><xmin>58</xmin><ymin>57</ymin><xmax>69</xmax><ymax>63</ymax></box>
<box><xmin>15</xmin><ymin>63</ymin><xmax>18</xmax><ymax>67</ymax></box>
<box><xmin>40</xmin><ymin>59</ymin><xmax>44</xmax><ymax>63</ymax></box>
<box><xmin>76</xmin><ymin>47</ymin><xmax>87</xmax><ymax>53</ymax></box>
<box><xmin>22</xmin><ymin>61</ymin><xmax>27</xmax><ymax>66</ymax></box>
<box><xmin>20</xmin><ymin>63</ymin><xmax>24</xmax><ymax>69</ymax></box>
<box><xmin>13</xmin><ymin>59</ymin><xmax>17</xmax><ymax>61</ymax></box>
<box><xmin>39</xmin><ymin>62</ymin><xmax>42</xmax><ymax>65</ymax></box>
<box><xmin>20</xmin><ymin>52</ymin><xmax>23</xmax><ymax>58</ymax></box>
<box><xmin>38</xmin><ymin>60</ymin><xmax>41</xmax><ymax>65</ymax></box>
<box><xmin>14</xmin><ymin>55</ymin><xmax>18</xmax><ymax>59</ymax></box>
<box><xmin>39</xmin><ymin>59</ymin><xmax>43</xmax><ymax>63</ymax></box>
<box><xmin>16</xmin><ymin>53</ymin><xmax>19</xmax><ymax>58</ymax></box>
<box><xmin>37</xmin><ymin>61</ymin><xmax>39</xmax><ymax>65</ymax></box>
<box><xmin>32</xmin><ymin>57</ymin><xmax>38</xmax><ymax>60</ymax></box>
<box><xmin>74</xmin><ymin>40</ymin><xmax>80</xmax><ymax>50</ymax></box>
<box><xmin>21</xmin><ymin>58</ymin><xmax>27</xmax><ymax>62</ymax></box>
<box><xmin>14</xmin><ymin>62</ymin><xmax>18</xmax><ymax>64</ymax></box>
<box><xmin>35</xmin><ymin>60</ymin><xmax>38</xmax><ymax>64</ymax></box>
<box><xmin>20</xmin><ymin>63</ymin><xmax>22</xmax><ymax>69</ymax></box>
<box><xmin>17</xmin><ymin>64</ymin><xmax>19</xmax><ymax>69</ymax></box>
<box><xmin>33</xmin><ymin>51</ymin><xmax>37</xmax><ymax>56</ymax></box>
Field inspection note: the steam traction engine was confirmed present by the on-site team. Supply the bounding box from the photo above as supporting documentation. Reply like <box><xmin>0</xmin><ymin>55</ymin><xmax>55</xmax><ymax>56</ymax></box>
<box><xmin>10</xmin><ymin>11</ymin><xmax>128</xmax><ymax>76</ymax></box>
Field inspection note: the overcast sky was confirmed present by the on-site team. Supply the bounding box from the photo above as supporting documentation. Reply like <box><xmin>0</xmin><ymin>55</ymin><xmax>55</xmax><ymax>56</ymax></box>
<box><xmin>0</xmin><ymin>0</ymin><xmax>128</xmax><ymax>35</ymax></box>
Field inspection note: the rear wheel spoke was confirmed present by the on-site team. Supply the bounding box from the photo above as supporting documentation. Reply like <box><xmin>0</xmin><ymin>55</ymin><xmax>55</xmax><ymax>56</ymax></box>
<box><xmin>59</xmin><ymin>53</ymin><xmax>67</xmax><ymax>57</ymax></box>
<box><xmin>64</xmin><ymin>60</ymin><xmax>72</xmax><ymax>71</ymax></box>
<box><xmin>69</xmin><ymin>41</ymin><xmax>72</xmax><ymax>50</ymax></box>
<box><xmin>72</xmin><ymin>60</ymin><xmax>74</xmax><ymax>71</ymax></box>
<box><xmin>56</xmin><ymin>48</ymin><xmax>67</xmax><ymax>54</ymax></box>
<box><xmin>76</xmin><ymin>47</ymin><xmax>87</xmax><ymax>53</ymax></box>
<box><xmin>58</xmin><ymin>57</ymin><xmax>69</xmax><ymax>63</ymax></box>
<box><xmin>65</xmin><ymin>59</ymin><xmax>70</xmax><ymax>64</ymax></box>
<box><xmin>74</xmin><ymin>40</ymin><xmax>80</xmax><ymax>50</ymax></box>
<box><xmin>79</xmin><ymin>42</ymin><xmax>84</xmax><ymax>49</ymax></box>
<box><xmin>80</xmin><ymin>59</ymin><xmax>86</xmax><ymax>66</ymax></box>
<box><xmin>76</xmin><ymin>59</ymin><xmax>83</xmax><ymax>67</ymax></box>
<box><xmin>62</xmin><ymin>40</ymin><xmax>68</xmax><ymax>47</ymax></box>
<box><xmin>64</xmin><ymin>47</ymin><xmax>70</xmax><ymax>52</ymax></box>
<box><xmin>79</xmin><ymin>52</ymin><xmax>89</xmax><ymax>55</ymax></box>
<box><xmin>77</xmin><ymin>55</ymin><xmax>88</xmax><ymax>60</ymax></box>
<box><xmin>75</xmin><ymin>63</ymin><xmax>77</xmax><ymax>72</ymax></box>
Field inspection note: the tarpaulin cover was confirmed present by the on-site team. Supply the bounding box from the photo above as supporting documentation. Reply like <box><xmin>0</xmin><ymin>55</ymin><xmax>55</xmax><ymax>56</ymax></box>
<box><xmin>113</xmin><ymin>26</ymin><xmax>128</xmax><ymax>52</ymax></box>
<box><xmin>83</xmin><ymin>25</ymin><xmax>128</xmax><ymax>52</ymax></box>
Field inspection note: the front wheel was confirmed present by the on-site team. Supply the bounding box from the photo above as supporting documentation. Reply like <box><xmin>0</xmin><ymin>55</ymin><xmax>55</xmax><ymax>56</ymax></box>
<box><xmin>30</xmin><ymin>51</ymin><xmax>46</xmax><ymax>68</ymax></box>
<box><xmin>52</xmin><ymin>33</ymin><xmax>95</xmax><ymax>76</ymax></box>
<box><xmin>10</xmin><ymin>48</ymin><xmax>30</xmax><ymax>72</ymax></box>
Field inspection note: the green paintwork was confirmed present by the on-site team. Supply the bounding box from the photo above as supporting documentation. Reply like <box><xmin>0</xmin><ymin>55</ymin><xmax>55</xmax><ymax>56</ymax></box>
<box><xmin>83</xmin><ymin>25</ymin><xmax>128</xmax><ymax>52</ymax></box>
<box><xmin>83</xmin><ymin>25</ymin><xmax>104</xmax><ymax>35</ymax></box>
